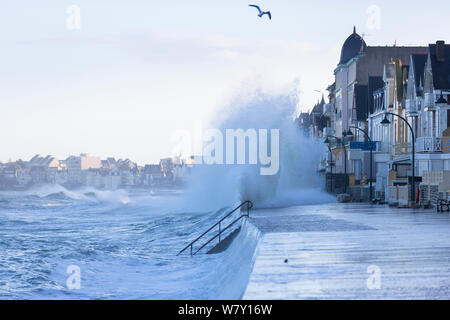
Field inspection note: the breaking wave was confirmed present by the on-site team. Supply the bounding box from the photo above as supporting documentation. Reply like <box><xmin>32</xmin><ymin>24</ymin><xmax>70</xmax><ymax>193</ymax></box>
<box><xmin>2</xmin><ymin>184</ymin><xmax>132</xmax><ymax>205</ymax></box>
<box><xmin>185</xmin><ymin>85</ymin><xmax>334</xmax><ymax>210</ymax></box>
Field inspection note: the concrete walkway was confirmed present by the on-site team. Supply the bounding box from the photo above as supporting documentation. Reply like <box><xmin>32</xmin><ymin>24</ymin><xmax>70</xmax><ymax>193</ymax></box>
<box><xmin>243</xmin><ymin>203</ymin><xmax>450</xmax><ymax>299</ymax></box>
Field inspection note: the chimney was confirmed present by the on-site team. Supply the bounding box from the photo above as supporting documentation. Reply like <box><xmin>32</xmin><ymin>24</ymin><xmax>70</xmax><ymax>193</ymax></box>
<box><xmin>436</xmin><ymin>40</ymin><xmax>445</xmax><ymax>62</ymax></box>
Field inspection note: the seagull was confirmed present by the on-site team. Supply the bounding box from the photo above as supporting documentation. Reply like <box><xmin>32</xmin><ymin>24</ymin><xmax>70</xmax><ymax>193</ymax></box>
<box><xmin>249</xmin><ymin>4</ymin><xmax>271</xmax><ymax>20</ymax></box>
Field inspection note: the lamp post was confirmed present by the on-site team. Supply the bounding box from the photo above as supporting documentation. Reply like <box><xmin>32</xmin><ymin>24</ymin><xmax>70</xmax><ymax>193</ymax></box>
<box><xmin>342</xmin><ymin>130</ymin><xmax>352</xmax><ymax>194</ymax></box>
<box><xmin>381</xmin><ymin>112</ymin><xmax>416</xmax><ymax>203</ymax></box>
<box><xmin>348</xmin><ymin>126</ymin><xmax>374</xmax><ymax>202</ymax></box>
<box><xmin>324</xmin><ymin>135</ymin><xmax>348</xmax><ymax>194</ymax></box>
<box><xmin>324</xmin><ymin>137</ymin><xmax>334</xmax><ymax>193</ymax></box>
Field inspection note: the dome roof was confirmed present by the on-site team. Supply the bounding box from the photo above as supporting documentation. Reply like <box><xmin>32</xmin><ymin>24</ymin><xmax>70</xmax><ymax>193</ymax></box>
<box><xmin>339</xmin><ymin>27</ymin><xmax>367</xmax><ymax>65</ymax></box>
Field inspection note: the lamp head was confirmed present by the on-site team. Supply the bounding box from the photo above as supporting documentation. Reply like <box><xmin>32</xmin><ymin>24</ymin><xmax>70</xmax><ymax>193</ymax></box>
<box><xmin>436</xmin><ymin>93</ymin><xmax>448</xmax><ymax>105</ymax></box>
<box><xmin>381</xmin><ymin>115</ymin><xmax>391</xmax><ymax>126</ymax></box>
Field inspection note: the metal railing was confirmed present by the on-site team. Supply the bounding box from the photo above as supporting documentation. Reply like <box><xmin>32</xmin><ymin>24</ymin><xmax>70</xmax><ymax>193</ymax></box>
<box><xmin>176</xmin><ymin>200</ymin><xmax>253</xmax><ymax>256</ymax></box>
<box><xmin>393</xmin><ymin>142</ymin><xmax>413</xmax><ymax>156</ymax></box>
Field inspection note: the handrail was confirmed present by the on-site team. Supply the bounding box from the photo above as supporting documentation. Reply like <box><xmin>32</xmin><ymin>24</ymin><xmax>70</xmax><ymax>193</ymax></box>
<box><xmin>177</xmin><ymin>200</ymin><xmax>253</xmax><ymax>256</ymax></box>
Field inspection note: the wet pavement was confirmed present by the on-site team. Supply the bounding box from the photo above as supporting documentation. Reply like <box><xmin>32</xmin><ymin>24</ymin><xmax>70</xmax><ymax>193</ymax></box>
<box><xmin>243</xmin><ymin>203</ymin><xmax>450</xmax><ymax>299</ymax></box>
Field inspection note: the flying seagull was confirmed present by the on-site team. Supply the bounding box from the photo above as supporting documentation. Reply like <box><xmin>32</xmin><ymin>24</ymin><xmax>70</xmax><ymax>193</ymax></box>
<box><xmin>248</xmin><ymin>4</ymin><xmax>271</xmax><ymax>20</ymax></box>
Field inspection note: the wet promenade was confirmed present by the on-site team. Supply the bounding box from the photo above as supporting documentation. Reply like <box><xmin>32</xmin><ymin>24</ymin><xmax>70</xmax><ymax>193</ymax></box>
<box><xmin>244</xmin><ymin>203</ymin><xmax>450</xmax><ymax>299</ymax></box>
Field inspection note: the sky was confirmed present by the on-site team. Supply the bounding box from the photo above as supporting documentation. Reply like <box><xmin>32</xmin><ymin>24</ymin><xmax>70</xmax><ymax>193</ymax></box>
<box><xmin>1</xmin><ymin>0</ymin><xmax>449</xmax><ymax>164</ymax></box>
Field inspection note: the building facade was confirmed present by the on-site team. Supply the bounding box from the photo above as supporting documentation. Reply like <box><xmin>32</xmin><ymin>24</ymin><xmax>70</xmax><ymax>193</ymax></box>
<box><xmin>299</xmin><ymin>28</ymin><xmax>450</xmax><ymax>205</ymax></box>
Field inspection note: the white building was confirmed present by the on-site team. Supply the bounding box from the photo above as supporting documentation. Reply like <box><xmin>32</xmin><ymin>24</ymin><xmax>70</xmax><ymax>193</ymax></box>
<box><xmin>66</xmin><ymin>154</ymin><xmax>102</xmax><ymax>186</ymax></box>
<box><xmin>368</xmin><ymin>41</ymin><xmax>450</xmax><ymax>204</ymax></box>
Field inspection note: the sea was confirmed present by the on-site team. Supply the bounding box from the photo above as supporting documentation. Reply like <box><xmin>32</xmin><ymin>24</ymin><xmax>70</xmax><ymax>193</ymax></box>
<box><xmin>0</xmin><ymin>88</ymin><xmax>331</xmax><ymax>299</ymax></box>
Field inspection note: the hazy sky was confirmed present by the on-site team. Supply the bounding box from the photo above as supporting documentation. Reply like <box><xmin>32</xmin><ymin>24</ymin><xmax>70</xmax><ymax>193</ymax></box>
<box><xmin>1</xmin><ymin>0</ymin><xmax>449</xmax><ymax>164</ymax></box>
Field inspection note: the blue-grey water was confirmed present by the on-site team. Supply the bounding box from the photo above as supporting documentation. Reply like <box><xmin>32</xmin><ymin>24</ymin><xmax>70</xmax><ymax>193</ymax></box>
<box><xmin>0</xmin><ymin>185</ymin><xmax>260</xmax><ymax>299</ymax></box>
<box><xmin>0</xmin><ymin>91</ymin><xmax>330</xmax><ymax>300</ymax></box>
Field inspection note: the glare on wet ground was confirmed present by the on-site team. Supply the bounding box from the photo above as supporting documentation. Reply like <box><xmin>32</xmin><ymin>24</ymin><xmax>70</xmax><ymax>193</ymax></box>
<box><xmin>244</xmin><ymin>203</ymin><xmax>450</xmax><ymax>300</ymax></box>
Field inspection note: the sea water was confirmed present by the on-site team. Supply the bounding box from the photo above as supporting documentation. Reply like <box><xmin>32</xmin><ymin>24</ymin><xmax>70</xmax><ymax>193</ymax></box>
<box><xmin>0</xmin><ymin>88</ymin><xmax>333</xmax><ymax>299</ymax></box>
<box><xmin>0</xmin><ymin>186</ymin><xmax>263</xmax><ymax>299</ymax></box>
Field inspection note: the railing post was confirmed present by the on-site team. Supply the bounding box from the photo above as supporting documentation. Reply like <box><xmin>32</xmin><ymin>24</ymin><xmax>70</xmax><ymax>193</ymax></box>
<box><xmin>190</xmin><ymin>244</ymin><xmax>192</xmax><ymax>256</ymax></box>
<box><xmin>219</xmin><ymin>222</ymin><xmax>221</xmax><ymax>243</ymax></box>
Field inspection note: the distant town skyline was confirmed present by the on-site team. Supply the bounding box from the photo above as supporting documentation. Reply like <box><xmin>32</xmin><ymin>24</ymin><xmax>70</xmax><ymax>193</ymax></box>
<box><xmin>0</xmin><ymin>152</ymin><xmax>162</xmax><ymax>166</ymax></box>
<box><xmin>0</xmin><ymin>152</ymin><xmax>186</xmax><ymax>190</ymax></box>
<box><xmin>1</xmin><ymin>0</ymin><xmax>449</xmax><ymax>163</ymax></box>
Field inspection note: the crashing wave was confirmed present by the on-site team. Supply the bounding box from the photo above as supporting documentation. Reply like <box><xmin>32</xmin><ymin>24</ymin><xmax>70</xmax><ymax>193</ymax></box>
<box><xmin>184</xmin><ymin>85</ymin><xmax>332</xmax><ymax>210</ymax></box>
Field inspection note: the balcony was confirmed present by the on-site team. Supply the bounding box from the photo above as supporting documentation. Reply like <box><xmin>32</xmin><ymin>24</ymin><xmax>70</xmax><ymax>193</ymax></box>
<box><xmin>416</xmin><ymin>137</ymin><xmax>442</xmax><ymax>153</ymax></box>
<box><xmin>393</xmin><ymin>142</ymin><xmax>413</xmax><ymax>156</ymax></box>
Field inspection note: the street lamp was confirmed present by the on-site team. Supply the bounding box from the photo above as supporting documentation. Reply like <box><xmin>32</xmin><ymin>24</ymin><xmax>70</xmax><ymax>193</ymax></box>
<box><xmin>345</xmin><ymin>129</ymin><xmax>354</xmax><ymax>137</ymax></box>
<box><xmin>349</xmin><ymin>126</ymin><xmax>374</xmax><ymax>202</ymax></box>
<box><xmin>436</xmin><ymin>92</ymin><xmax>448</xmax><ymax>104</ymax></box>
<box><xmin>324</xmin><ymin>138</ymin><xmax>334</xmax><ymax>193</ymax></box>
<box><xmin>324</xmin><ymin>135</ymin><xmax>348</xmax><ymax>194</ymax></box>
<box><xmin>380</xmin><ymin>115</ymin><xmax>391</xmax><ymax>126</ymax></box>
<box><xmin>381</xmin><ymin>113</ymin><xmax>416</xmax><ymax>203</ymax></box>
<box><xmin>435</xmin><ymin>93</ymin><xmax>448</xmax><ymax>136</ymax></box>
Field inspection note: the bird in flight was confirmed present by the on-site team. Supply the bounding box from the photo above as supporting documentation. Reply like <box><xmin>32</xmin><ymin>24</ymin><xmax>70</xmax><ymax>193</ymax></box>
<box><xmin>248</xmin><ymin>4</ymin><xmax>271</xmax><ymax>20</ymax></box>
